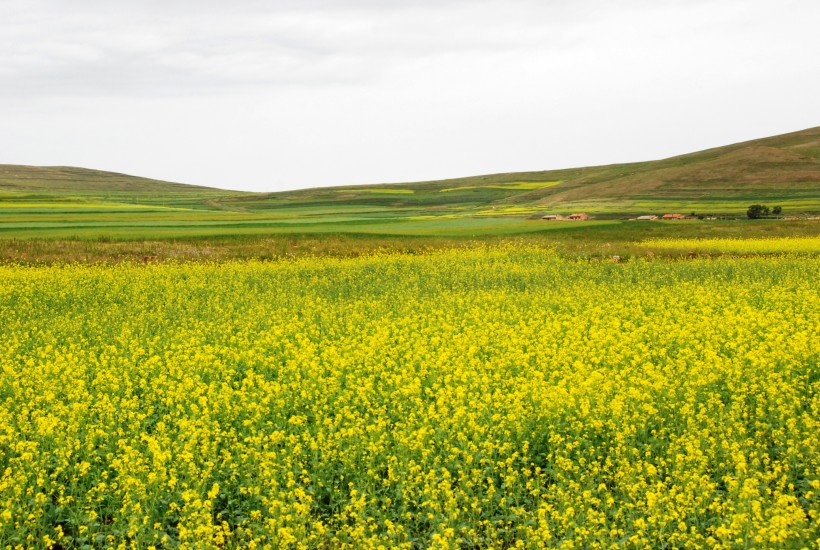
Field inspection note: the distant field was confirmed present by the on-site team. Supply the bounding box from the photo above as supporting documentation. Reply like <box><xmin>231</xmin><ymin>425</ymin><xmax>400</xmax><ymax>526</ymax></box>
<box><xmin>547</xmin><ymin>197</ymin><xmax>820</xmax><ymax>215</ymax></box>
<box><xmin>1</xmin><ymin>193</ymin><xmax>817</xmax><ymax>240</ymax></box>
<box><xmin>1</xmin><ymin>220</ymin><xmax>817</xmax><ymax>264</ymax></box>
<box><xmin>1</xmin><ymin>126</ymin><xmax>818</xmax><ymax>244</ymax></box>
<box><xmin>641</xmin><ymin>236</ymin><xmax>820</xmax><ymax>254</ymax></box>
<box><xmin>439</xmin><ymin>181</ymin><xmax>560</xmax><ymax>192</ymax></box>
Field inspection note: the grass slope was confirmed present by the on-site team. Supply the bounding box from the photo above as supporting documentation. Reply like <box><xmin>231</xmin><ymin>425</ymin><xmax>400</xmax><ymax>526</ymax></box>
<box><xmin>0</xmin><ymin>165</ymin><xmax>224</xmax><ymax>194</ymax></box>
<box><xmin>240</xmin><ymin>125</ymin><xmax>820</xmax><ymax>215</ymax></box>
<box><xmin>1</xmin><ymin>126</ymin><xmax>818</xmax><ymax>240</ymax></box>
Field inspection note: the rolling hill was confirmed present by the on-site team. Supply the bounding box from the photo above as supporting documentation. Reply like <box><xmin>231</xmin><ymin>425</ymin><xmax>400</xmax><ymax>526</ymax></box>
<box><xmin>241</xmin><ymin>125</ymin><xmax>820</xmax><ymax>215</ymax></box>
<box><xmin>0</xmin><ymin>126</ymin><xmax>818</xmax><ymax>240</ymax></box>
<box><xmin>0</xmin><ymin>165</ymin><xmax>222</xmax><ymax>194</ymax></box>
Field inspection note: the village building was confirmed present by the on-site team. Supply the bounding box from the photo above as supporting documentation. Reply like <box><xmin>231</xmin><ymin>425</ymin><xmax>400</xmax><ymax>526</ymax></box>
<box><xmin>540</xmin><ymin>214</ymin><xmax>565</xmax><ymax>221</ymax></box>
<box><xmin>566</xmin><ymin>213</ymin><xmax>591</xmax><ymax>221</ymax></box>
<box><xmin>636</xmin><ymin>215</ymin><xmax>658</xmax><ymax>221</ymax></box>
<box><xmin>662</xmin><ymin>213</ymin><xmax>686</xmax><ymax>220</ymax></box>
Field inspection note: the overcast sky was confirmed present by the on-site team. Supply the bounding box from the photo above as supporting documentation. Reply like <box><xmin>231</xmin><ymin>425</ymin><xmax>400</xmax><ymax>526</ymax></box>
<box><xmin>1</xmin><ymin>0</ymin><xmax>818</xmax><ymax>191</ymax></box>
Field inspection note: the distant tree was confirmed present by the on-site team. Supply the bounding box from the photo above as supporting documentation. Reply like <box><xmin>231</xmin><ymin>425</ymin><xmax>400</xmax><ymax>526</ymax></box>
<box><xmin>772</xmin><ymin>205</ymin><xmax>782</xmax><ymax>215</ymax></box>
<box><xmin>747</xmin><ymin>204</ymin><xmax>770</xmax><ymax>219</ymax></box>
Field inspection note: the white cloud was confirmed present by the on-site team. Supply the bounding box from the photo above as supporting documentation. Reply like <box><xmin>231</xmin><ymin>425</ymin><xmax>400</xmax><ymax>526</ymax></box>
<box><xmin>1</xmin><ymin>0</ymin><xmax>818</xmax><ymax>190</ymax></box>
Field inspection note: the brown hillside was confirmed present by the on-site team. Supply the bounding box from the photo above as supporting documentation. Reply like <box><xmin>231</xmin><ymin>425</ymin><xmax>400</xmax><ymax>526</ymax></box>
<box><xmin>537</xmin><ymin>127</ymin><xmax>820</xmax><ymax>204</ymax></box>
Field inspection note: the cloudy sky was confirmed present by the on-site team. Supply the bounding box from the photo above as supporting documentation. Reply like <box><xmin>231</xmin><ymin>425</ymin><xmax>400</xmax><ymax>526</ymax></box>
<box><xmin>1</xmin><ymin>0</ymin><xmax>818</xmax><ymax>191</ymax></box>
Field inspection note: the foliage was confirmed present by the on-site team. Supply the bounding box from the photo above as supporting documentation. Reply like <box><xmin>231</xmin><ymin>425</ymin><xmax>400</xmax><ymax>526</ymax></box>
<box><xmin>746</xmin><ymin>204</ymin><xmax>770</xmax><ymax>219</ymax></box>
<box><xmin>1</xmin><ymin>247</ymin><xmax>819</xmax><ymax>548</ymax></box>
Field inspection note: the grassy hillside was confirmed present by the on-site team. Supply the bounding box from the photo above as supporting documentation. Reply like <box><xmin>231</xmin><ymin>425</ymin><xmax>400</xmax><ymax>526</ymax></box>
<box><xmin>237</xmin><ymin>125</ymin><xmax>820</xmax><ymax>217</ymax></box>
<box><xmin>0</xmin><ymin>165</ymin><xmax>226</xmax><ymax>194</ymax></box>
<box><xmin>0</xmin><ymin>126</ymin><xmax>818</xmax><ymax>241</ymax></box>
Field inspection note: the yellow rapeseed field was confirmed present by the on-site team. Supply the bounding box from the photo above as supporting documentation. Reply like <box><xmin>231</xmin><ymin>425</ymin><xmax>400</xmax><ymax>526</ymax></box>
<box><xmin>641</xmin><ymin>236</ymin><xmax>820</xmax><ymax>255</ymax></box>
<box><xmin>0</xmin><ymin>247</ymin><xmax>818</xmax><ymax>548</ymax></box>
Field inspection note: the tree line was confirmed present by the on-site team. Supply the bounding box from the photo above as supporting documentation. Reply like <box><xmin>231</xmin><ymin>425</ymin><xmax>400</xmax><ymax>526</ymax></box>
<box><xmin>747</xmin><ymin>204</ymin><xmax>782</xmax><ymax>219</ymax></box>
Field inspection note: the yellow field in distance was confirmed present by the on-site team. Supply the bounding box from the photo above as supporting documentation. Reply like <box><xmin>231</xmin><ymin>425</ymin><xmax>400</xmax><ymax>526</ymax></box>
<box><xmin>641</xmin><ymin>236</ymin><xmax>820</xmax><ymax>254</ymax></box>
<box><xmin>439</xmin><ymin>181</ymin><xmax>560</xmax><ymax>192</ymax></box>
